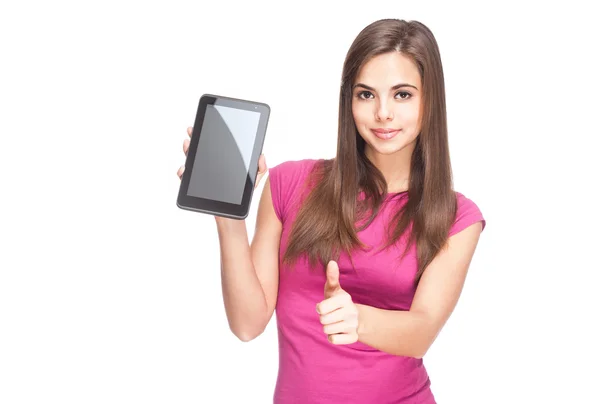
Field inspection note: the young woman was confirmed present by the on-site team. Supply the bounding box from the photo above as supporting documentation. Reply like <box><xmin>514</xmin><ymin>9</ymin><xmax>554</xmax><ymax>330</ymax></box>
<box><xmin>178</xmin><ymin>18</ymin><xmax>485</xmax><ymax>404</ymax></box>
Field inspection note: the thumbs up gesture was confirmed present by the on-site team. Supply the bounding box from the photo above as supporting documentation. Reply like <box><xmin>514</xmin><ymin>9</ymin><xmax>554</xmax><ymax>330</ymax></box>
<box><xmin>316</xmin><ymin>260</ymin><xmax>359</xmax><ymax>345</ymax></box>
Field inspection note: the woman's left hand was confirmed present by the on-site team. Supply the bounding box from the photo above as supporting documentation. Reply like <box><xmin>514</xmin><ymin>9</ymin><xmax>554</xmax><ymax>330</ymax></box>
<box><xmin>316</xmin><ymin>260</ymin><xmax>359</xmax><ymax>345</ymax></box>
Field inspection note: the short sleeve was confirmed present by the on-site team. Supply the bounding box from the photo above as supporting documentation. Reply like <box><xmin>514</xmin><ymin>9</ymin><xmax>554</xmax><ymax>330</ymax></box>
<box><xmin>268</xmin><ymin>159</ymin><xmax>319</xmax><ymax>224</ymax></box>
<box><xmin>449</xmin><ymin>192</ymin><xmax>486</xmax><ymax>237</ymax></box>
<box><xmin>268</xmin><ymin>161</ymin><xmax>287</xmax><ymax>223</ymax></box>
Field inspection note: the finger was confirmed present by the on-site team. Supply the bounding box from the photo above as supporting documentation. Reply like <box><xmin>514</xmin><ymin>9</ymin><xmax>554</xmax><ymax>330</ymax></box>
<box><xmin>183</xmin><ymin>138</ymin><xmax>190</xmax><ymax>156</ymax></box>
<box><xmin>316</xmin><ymin>293</ymin><xmax>348</xmax><ymax>315</ymax></box>
<box><xmin>177</xmin><ymin>165</ymin><xmax>185</xmax><ymax>179</ymax></box>
<box><xmin>255</xmin><ymin>173</ymin><xmax>266</xmax><ymax>189</ymax></box>
<box><xmin>187</xmin><ymin>126</ymin><xmax>193</xmax><ymax>137</ymax></box>
<box><xmin>258</xmin><ymin>154</ymin><xmax>266</xmax><ymax>173</ymax></box>
<box><xmin>254</xmin><ymin>154</ymin><xmax>268</xmax><ymax>189</ymax></box>
<box><xmin>328</xmin><ymin>333</ymin><xmax>358</xmax><ymax>345</ymax></box>
<box><xmin>323</xmin><ymin>321</ymin><xmax>350</xmax><ymax>335</ymax></box>
<box><xmin>325</xmin><ymin>260</ymin><xmax>341</xmax><ymax>293</ymax></box>
<box><xmin>319</xmin><ymin>308</ymin><xmax>345</xmax><ymax>325</ymax></box>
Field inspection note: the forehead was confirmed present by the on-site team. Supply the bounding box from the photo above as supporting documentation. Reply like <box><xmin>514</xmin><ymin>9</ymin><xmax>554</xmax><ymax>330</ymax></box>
<box><xmin>355</xmin><ymin>52</ymin><xmax>421</xmax><ymax>87</ymax></box>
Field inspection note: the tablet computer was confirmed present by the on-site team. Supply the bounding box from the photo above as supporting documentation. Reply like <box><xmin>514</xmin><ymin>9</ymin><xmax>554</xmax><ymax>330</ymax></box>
<box><xmin>176</xmin><ymin>94</ymin><xmax>270</xmax><ymax>219</ymax></box>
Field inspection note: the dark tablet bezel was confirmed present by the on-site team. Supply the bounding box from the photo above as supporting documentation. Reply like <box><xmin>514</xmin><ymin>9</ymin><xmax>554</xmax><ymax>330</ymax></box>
<box><xmin>176</xmin><ymin>94</ymin><xmax>270</xmax><ymax>220</ymax></box>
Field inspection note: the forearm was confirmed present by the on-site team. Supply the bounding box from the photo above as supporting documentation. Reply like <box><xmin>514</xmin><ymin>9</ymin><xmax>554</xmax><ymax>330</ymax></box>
<box><xmin>215</xmin><ymin>217</ymin><xmax>268</xmax><ymax>341</ymax></box>
<box><xmin>355</xmin><ymin>304</ymin><xmax>433</xmax><ymax>358</ymax></box>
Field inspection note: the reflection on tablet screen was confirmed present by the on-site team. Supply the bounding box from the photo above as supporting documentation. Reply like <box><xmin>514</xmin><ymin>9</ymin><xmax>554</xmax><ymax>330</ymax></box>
<box><xmin>186</xmin><ymin>105</ymin><xmax>260</xmax><ymax>205</ymax></box>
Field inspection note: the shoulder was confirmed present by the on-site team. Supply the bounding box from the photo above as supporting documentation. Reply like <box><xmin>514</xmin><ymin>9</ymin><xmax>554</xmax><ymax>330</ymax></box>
<box><xmin>268</xmin><ymin>158</ymin><xmax>323</xmax><ymax>223</ymax></box>
<box><xmin>449</xmin><ymin>191</ymin><xmax>486</xmax><ymax>237</ymax></box>
<box><xmin>270</xmin><ymin>158</ymin><xmax>322</xmax><ymax>178</ymax></box>
<box><xmin>269</xmin><ymin>158</ymin><xmax>324</xmax><ymax>190</ymax></box>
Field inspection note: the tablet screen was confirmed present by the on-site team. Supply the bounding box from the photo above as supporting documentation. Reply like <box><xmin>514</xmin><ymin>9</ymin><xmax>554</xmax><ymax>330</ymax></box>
<box><xmin>177</xmin><ymin>94</ymin><xmax>270</xmax><ymax>219</ymax></box>
<box><xmin>186</xmin><ymin>104</ymin><xmax>261</xmax><ymax>205</ymax></box>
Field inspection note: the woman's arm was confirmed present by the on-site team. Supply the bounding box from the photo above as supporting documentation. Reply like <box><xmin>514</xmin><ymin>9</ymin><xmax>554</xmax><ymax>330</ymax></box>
<box><xmin>217</xmin><ymin>176</ymin><xmax>282</xmax><ymax>342</ymax></box>
<box><xmin>355</xmin><ymin>221</ymin><xmax>483</xmax><ymax>357</ymax></box>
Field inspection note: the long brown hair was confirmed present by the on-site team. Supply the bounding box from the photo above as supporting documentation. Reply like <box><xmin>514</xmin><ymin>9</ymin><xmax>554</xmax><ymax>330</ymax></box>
<box><xmin>282</xmin><ymin>19</ymin><xmax>457</xmax><ymax>286</ymax></box>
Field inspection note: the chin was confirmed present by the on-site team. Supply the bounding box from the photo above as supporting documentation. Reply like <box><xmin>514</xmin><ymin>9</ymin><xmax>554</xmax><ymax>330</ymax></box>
<box><xmin>366</xmin><ymin>137</ymin><xmax>414</xmax><ymax>156</ymax></box>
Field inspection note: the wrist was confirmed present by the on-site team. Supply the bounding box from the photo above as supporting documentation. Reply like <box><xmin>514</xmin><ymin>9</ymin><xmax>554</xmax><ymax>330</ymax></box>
<box><xmin>355</xmin><ymin>303</ymin><xmax>369</xmax><ymax>338</ymax></box>
<box><xmin>215</xmin><ymin>215</ymin><xmax>246</xmax><ymax>230</ymax></box>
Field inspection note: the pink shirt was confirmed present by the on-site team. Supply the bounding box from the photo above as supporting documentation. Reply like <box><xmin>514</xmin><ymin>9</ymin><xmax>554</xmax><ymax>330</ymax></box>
<box><xmin>268</xmin><ymin>159</ymin><xmax>486</xmax><ymax>404</ymax></box>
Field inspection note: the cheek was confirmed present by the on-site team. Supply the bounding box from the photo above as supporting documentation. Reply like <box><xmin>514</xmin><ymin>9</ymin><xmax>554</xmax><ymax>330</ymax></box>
<box><xmin>352</xmin><ymin>104</ymin><xmax>370</xmax><ymax>127</ymax></box>
<box><xmin>399</xmin><ymin>104</ymin><xmax>421</xmax><ymax>129</ymax></box>
<box><xmin>396</xmin><ymin>102</ymin><xmax>415</xmax><ymax>118</ymax></box>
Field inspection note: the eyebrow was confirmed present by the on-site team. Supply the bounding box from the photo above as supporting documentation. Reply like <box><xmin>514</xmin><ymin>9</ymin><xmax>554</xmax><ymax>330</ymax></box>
<box><xmin>353</xmin><ymin>82</ymin><xmax>419</xmax><ymax>91</ymax></box>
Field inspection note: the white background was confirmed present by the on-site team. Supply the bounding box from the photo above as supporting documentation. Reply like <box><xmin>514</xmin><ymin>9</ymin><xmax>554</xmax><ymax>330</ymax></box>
<box><xmin>1</xmin><ymin>1</ymin><xmax>599</xmax><ymax>403</ymax></box>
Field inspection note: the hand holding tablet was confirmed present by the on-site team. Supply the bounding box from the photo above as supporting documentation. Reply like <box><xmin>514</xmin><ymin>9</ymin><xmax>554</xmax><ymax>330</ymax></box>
<box><xmin>176</xmin><ymin>94</ymin><xmax>270</xmax><ymax>219</ymax></box>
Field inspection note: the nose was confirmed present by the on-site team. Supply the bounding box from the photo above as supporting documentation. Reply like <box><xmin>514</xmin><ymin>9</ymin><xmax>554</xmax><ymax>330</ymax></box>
<box><xmin>375</xmin><ymin>100</ymin><xmax>394</xmax><ymax>121</ymax></box>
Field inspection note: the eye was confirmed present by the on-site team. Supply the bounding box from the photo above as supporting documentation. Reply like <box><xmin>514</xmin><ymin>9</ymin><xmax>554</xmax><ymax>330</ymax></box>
<box><xmin>357</xmin><ymin>91</ymin><xmax>374</xmax><ymax>100</ymax></box>
<box><xmin>395</xmin><ymin>91</ymin><xmax>412</xmax><ymax>100</ymax></box>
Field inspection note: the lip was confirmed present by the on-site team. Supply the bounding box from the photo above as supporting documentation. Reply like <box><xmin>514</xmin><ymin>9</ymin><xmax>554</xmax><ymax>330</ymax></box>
<box><xmin>371</xmin><ymin>128</ymin><xmax>401</xmax><ymax>140</ymax></box>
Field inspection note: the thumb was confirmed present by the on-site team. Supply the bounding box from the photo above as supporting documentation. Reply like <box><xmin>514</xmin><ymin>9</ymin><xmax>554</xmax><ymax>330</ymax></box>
<box><xmin>324</xmin><ymin>260</ymin><xmax>341</xmax><ymax>294</ymax></box>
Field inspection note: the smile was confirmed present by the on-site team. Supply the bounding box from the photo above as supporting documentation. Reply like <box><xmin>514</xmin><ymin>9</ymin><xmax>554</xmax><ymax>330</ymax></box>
<box><xmin>371</xmin><ymin>128</ymin><xmax>401</xmax><ymax>140</ymax></box>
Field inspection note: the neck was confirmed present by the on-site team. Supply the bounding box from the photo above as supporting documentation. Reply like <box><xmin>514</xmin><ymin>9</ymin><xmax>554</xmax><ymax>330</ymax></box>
<box><xmin>365</xmin><ymin>143</ymin><xmax>415</xmax><ymax>193</ymax></box>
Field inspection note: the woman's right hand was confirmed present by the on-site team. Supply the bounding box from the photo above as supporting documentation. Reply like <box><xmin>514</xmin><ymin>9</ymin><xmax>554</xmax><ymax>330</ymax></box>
<box><xmin>177</xmin><ymin>126</ymin><xmax>268</xmax><ymax>189</ymax></box>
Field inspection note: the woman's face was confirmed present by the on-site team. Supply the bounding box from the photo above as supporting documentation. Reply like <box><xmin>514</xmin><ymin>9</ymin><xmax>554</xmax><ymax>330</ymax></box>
<box><xmin>352</xmin><ymin>51</ymin><xmax>423</xmax><ymax>160</ymax></box>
